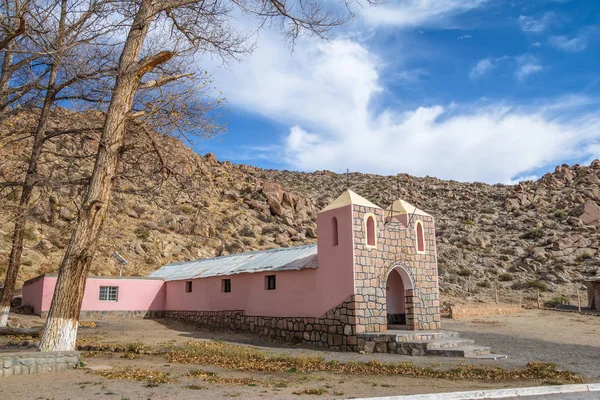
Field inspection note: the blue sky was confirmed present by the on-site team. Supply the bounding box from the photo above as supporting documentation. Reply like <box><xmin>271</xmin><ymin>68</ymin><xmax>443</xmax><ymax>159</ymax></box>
<box><xmin>192</xmin><ymin>0</ymin><xmax>600</xmax><ymax>183</ymax></box>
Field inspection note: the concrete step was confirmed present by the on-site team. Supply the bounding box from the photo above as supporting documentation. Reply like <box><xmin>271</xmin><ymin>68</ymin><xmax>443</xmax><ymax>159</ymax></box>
<box><xmin>425</xmin><ymin>345</ymin><xmax>491</xmax><ymax>358</ymax></box>
<box><xmin>425</xmin><ymin>338</ymin><xmax>476</xmax><ymax>350</ymax></box>
<box><xmin>391</xmin><ymin>330</ymin><xmax>461</xmax><ymax>342</ymax></box>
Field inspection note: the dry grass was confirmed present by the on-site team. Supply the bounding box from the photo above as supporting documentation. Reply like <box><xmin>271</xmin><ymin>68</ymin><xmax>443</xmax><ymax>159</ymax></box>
<box><xmin>76</xmin><ymin>338</ymin><xmax>152</xmax><ymax>354</ymax></box>
<box><xmin>166</xmin><ymin>340</ymin><xmax>583</xmax><ymax>383</ymax></box>
<box><xmin>187</xmin><ymin>369</ymin><xmax>289</xmax><ymax>387</ymax></box>
<box><xmin>93</xmin><ymin>367</ymin><xmax>178</xmax><ymax>384</ymax></box>
<box><xmin>292</xmin><ymin>388</ymin><xmax>328</xmax><ymax>395</ymax></box>
<box><xmin>79</xmin><ymin>321</ymin><xmax>98</xmax><ymax>329</ymax></box>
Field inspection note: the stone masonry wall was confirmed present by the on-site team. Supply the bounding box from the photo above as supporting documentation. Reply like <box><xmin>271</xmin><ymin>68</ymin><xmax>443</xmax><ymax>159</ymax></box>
<box><xmin>352</xmin><ymin>205</ymin><xmax>441</xmax><ymax>332</ymax></box>
<box><xmin>1</xmin><ymin>351</ymin><xmax>80</xmax><ymax>377</ymax></box>
<box><xmin>166</xmin><ymin>296</ymin><xmax>361</xmax><ymax>351</ymax></box>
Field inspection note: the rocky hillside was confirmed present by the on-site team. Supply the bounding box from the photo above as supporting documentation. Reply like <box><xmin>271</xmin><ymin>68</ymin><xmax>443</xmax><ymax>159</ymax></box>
<box><xmin>1</xmin><ymin>110</ymin><xmax>599</xmax><ymax>304</ymax></box>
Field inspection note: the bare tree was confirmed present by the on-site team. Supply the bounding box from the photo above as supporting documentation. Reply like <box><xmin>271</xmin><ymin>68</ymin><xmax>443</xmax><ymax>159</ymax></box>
<box><xmin>0</xmin><ymin>0</ymin><xmax>28</xmax><ymax>50</ymax></box>
<box><xmin>0</xmin><ymin>0</ymin><xmax>117</xmax><ymax>326</ymax></box>
<box><xmin>39</xmin><ymin>0</ymin><xmax>370</xmax><ymax>351</ymax></box>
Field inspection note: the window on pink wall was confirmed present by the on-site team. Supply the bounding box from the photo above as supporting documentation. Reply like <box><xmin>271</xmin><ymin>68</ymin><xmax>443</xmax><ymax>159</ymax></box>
<box><xmin>417</xmin><ymin>222</ymin><xmax>425</xmax><ymax>252</ymax></box>
<box><xmin>332</xmin><ymin>217</ymin><xmax>339</xmax><ymax>246</ymax></box>
<box><xmin>366</xmin><ymin>216</ymin><xmax>375</xmax><ymax>246</ymax></box>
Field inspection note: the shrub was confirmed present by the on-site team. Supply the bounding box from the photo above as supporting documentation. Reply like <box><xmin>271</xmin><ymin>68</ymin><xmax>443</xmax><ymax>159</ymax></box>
<box><xmin>238</xmin><ymin>226</ymin><xmax>255</xmax><ymax>237</ymax></box>
<box><xmin>523</xmin><ymin>228</ymin><xmax>544</xmax><ymax>240</ymax></box>
<box><xmin>498</xmin><ymin>273</ymin><xmax>514</xmax><ymax>282</ymax></box>
<box><xmin>553</xmin><ymin>210</ymin><xmax>567</xmax><ymax>219</ymax></box>
<box><xmin>135</xmin><ymin>226</ymin><xmax>151</xmax><ymax>239</ymax></box>
<box><xmin>525</xmin><ymin>279</ymin><xmax>548</xmax><ymax>291</ymax></box>
<box><xmin>576</xmin><ymin>253</ymin><xmax>593</xmax><ymax>262</ymax></box>
<box><xmin>22</xmin><ymin>226</ymin><xmax>37</xmax><ymax>241</ymax></box>
<box><xmin>457</xmin><ymin>269</ymin><xmax>471</xmax><ymax>277</ymax></box>
<box><xmin>544</xmin><ymin>296</ymin><xmax>570</xmax><ymax>308</ymax></box>
<box><xmin>462</xmin><ymin>219</ymin><xmax>475</xmax><ymax>225</ymax></box>
<box><xmin>477</xmin><ymin>280</ymin><xmax>491</xmax><ymax>288</ymax></box>
<box><xmin>179</xmin><ymin>205</ymin><xmax>195</xmax><ymax>215</ymax></box>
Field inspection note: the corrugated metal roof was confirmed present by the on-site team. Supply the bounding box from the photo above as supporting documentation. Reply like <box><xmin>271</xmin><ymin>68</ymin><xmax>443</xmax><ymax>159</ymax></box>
<box><xmin>148</xmin><ymin>244</ymin><xmax>318</xmax><ymax>281</ymax></box>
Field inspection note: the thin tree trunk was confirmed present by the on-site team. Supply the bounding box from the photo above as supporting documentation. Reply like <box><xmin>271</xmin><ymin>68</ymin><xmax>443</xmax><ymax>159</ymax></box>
<box><xmin>0</xmin><ymin>41</ymin><xmax>15</xmax><ymax>109</ymax></box>
<box><xmin>0</xmin><ymin>0</ymin><xmax>67</xmax><ymax>328</ymax></box>
<box><xmin>39</xmin><ymin>0</ymin><xmax>156</xmax><ymax>351</ymax></box>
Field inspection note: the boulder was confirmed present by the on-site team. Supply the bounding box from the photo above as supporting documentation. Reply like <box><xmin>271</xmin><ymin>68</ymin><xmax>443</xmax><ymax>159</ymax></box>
<box><xmin>263</xmin><ymin>181</ymin><xmax>284</xmax><ymax>203</ymax></box>
<box><xmin>35</xmin><ymin>239</ymin><xmax>53</xmax><ymax>251</ymax></box>
<box><xmin>282</xmin><ymin>192</ymin><xmax>295</xmax><ymax>209</ymax></box>
<box><xmin>305</xmin><ymin>226</ymin><xmax>317</xmax><ymax>238</ymax></box>
<box><xmin>567</xmin><ymin>217</ymin><xmax>584</xmax><ymax>227</ymax></box>
<box><xmin>275</xmin><ymin>233</ymin><xmax>289</xmax><ymax>245</ymax></box>
<box><xmin>575</xmin><ymin>200</ymin><xmax>600</xmax><ymax>225</ymax></box>
<box><xmin>267</xmin><ymin>195</ymin><xmax>284</xmax><ymax>216</ymax></box>
<box><xmin>505</xmin><ymin>198</ymin><xmax>521</xmax><ymax>211</ymax></box>
<box><xmin>555</xmin><ymin>164</ymin><xmax>574</xmax><ymax>182</ymax></box>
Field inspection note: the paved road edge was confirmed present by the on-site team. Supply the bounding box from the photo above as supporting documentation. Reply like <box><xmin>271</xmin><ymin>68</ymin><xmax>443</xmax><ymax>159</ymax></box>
<box><xmin>352</xmin><ymin>383</ymin><xmax>600</xmax><ymax>400</ymax></box>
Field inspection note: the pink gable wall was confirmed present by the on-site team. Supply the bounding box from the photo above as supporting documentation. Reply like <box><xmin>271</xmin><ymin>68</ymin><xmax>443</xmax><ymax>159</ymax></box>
<box><xmin>22</xmin><ymin>275</ymin><xmax>165</xmax><ymax>314</ymax></box>
<box><xmin>314</xmin><ymin>205</ymin><xmax>356</xmax><ymax>311</ymax></box>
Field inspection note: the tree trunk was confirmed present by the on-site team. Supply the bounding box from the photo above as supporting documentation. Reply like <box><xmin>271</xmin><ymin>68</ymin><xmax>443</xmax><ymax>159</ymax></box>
<box><xmin>0</xmin><ymin>326</ymin><xmax>41</xmax><ymax>336</ymax></box>
<box><xmin>0</xmin><ymin>0</ymin><xmax>67</xmax><ymax>327</ymax></box>
<box><xmin>0</xmin><ymin>41</ymin><xmax>15</xmax><ymax>112</ymax></box>
<box><xmin>39</xmin><ymin>0</ymin><xmax>156</xmax><ymax>352</ymax></box>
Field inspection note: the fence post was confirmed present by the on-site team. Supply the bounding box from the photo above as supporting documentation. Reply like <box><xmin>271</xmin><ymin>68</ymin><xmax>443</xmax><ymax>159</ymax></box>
<box><xmin>494</xmin><ymin>283</ymin><xmax>499</xmax><ymax>305</ymax></box>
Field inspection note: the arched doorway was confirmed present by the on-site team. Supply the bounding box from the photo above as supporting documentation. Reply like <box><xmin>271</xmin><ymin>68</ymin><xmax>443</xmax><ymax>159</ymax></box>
<box><xmin>385</xmin><ymin>266</ymin><xmax>414</xmax><ymax>329</ymax></box>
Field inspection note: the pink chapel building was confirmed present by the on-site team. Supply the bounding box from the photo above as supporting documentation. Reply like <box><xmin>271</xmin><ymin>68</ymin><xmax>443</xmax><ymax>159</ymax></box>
<box><xmin>22</xmin><ymin>190</ymin><xmax>441</xmax><ymax>351</ymax></box>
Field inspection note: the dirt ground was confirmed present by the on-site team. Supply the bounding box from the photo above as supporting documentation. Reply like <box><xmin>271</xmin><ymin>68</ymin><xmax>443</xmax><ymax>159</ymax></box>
<box><xmin>1</xmin><ymin>309</ymin><xmax>599</xmax><ymax>400</ymax></box>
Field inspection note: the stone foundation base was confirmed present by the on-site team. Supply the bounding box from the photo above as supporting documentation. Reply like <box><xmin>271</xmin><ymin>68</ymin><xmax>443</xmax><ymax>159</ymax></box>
<box><xmin>166</xmin><ymin>307</ymin><xmax>359</xmax><ymax>351</ymax></box>
<box><xmin>39</xmin><ymin>310</ymin><xmax>165</xmax><ymax>320</ymax></box>
<box><xmin>1</xmin><ymin>351</ymin><xmax>80</xmax><ymax>377</ymax></box>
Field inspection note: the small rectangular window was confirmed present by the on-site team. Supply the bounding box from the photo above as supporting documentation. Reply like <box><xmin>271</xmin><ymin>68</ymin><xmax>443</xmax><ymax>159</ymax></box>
<box><xmin>222</xmin><ymin>279</ymin><xmax>231</xmax><ymax>293</ymax></box>
<box><xmin>99</xmin><ymin>286</ymin><xmax>118</xmax><ymax>302</ymax></box>
<box><xmin>185</xmin><ymin>281</ymin><xmax>193</xmax><ymax>293</ymax></box>
<box><xmin>266</xmin><ymin>275</ymin><xmax>276</xmax><ymax>290</ymax></box>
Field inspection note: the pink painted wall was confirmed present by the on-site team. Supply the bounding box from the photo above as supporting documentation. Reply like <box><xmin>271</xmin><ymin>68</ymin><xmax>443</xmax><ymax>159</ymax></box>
<box><xmin>315</xmin><ymin>205</ymin><xmax>356</xmax><ymax>311</ymax></box>
<box><xmin>386</xmin><ymin>269</ymin><xmax>405</xmax><ymax>314</ymax></box>
<box><xmin>166</xmin><ymin>269</ymin><xmax>320</xmax><ymax>317</ymax></box>
<box><xmin>22</xmin><ymin>275</ymin><xmax>165</xmax><ymax>314</ymax></box>
<box><xmin>21</xmin><ymin>275</ymin><xmax>45</xmax><ymax>315</ymax></box>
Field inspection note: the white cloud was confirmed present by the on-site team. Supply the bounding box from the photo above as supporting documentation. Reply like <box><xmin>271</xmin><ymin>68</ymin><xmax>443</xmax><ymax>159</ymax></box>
<box><xmin>457</xmin><ymin>34</ymin><xmax>472</xmax><ymax>40</ymax></box>
<box><xmin>516</xmin><ymin>64</ymin><xmax>543</xmax><ymax>81</ymax></box>
<box><xmin>518</xmin><ymin>13</ymin><xmax>555</xmax><ymax>33</ymax></box>
<box><xmin>469</xmin><ymin>58</ymin><xmax>494</xmax><ymax>79</ymax></box>
<box><xmin>504</xmin><ymin>175</ymin><xmax>540</xmax><ymax>185</ymax></box>
<box><xmin>210</xmin><ymin>34</ymin><xmax>600</xmax><ymax>183</ymax></box>
<box><xmin>515</xmin><ymin>54</ymin><xmax>543</xmax><ymax>82</ymax></box>
<box><xmin>360</xmin><ymin>0</ymin><xmax>488</xmax><ymax>27</ymax></box>
<box><xmin>549</xmin><ymin>35</ymin><xmax>588</xmax><ymax>52</ymax></box>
